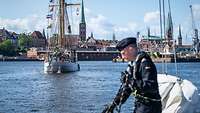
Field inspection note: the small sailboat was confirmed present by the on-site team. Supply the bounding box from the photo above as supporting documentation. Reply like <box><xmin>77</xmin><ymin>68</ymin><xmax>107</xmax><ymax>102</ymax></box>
<box><xmin>44</xmin><ymin>0</ymin><xmax>81</xmax><ymax>74</ymax></box>
<box><xmin>158</xmin><ymin>0</ymin><xmax>200</xmax><ymax>112</ymax></box>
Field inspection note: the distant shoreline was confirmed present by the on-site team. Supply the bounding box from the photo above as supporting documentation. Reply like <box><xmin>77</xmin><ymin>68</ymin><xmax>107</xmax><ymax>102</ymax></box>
<box><xmin>152</xmin><ymin>57</ymin><xmax>200</xmax><ymax>63</ymax></box>
<box><xmin>0</xmin><ymin>58</ymin><xmax>44</xmax><ymax>62</ymax></box>
<box><xmin>1</xmin><ymin>58</ymin><xmax>200</xmax><ymax>63</ymax></box>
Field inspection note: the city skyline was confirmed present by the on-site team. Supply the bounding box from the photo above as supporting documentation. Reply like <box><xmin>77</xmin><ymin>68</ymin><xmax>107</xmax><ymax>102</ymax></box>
<box><xmin>0</xmin><ymin>0</ymin><xmax>200</xmax><ymax>44</ymax></box>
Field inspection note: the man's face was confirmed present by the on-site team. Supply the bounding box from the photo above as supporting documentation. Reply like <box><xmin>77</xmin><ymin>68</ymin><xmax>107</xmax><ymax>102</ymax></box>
<box><xmin>120</xmin><ymin>44</ymin><xmax>137</xmax><ymax>61</ymax></box>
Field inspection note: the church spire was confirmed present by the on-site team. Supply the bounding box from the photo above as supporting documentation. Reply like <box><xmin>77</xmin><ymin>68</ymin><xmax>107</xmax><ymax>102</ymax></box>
<box><xmin>165</xmin><ymin>1</ymin><xmax>173</xmax><ymax>41</ymax></box>
<box><xmin>178</xmin><ymin>25</ymin><xmax>182</xmax><ymax>38</ymax></box>
<box><xmin>42</xmin><ymin>29</ymin><xmax>46</xmax><ymax>38</ymax></box>
<box><xmin>81</xmin><ymin>0</ymin><xmax>86</xmax><ymax>23</ymax></box>
<box><xmin>79</xmin><ymin>0</ymin><xmax>86</xmax><ymax>41</ymax></box>
<box><xmin>147</xmin><ymin>27</ymin><xmax>151</xmax><ymax>37</ymax></box>
<box><xmin>178</xmin><ymin>25</ymin><xmax>182</xmax><ymax>46</ymax></box>
<box><xmin>112</xmin><ymin>33</ymin><xmax>116</xmax><ymax>41</ymax></box>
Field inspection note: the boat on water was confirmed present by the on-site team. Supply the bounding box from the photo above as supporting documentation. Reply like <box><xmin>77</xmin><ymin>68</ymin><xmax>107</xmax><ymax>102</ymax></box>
<box><xmin>44</xmin><ymin>61</ymin><xmax>80</xmax><ymax>73</ymax></box>
<box><xmin>44</xmin><ymin>48</ymin><xmax>80</xmax><ymax>73</ymax></box>
<box><xmin>112</xmin><ymin>56</ymin><xmax>127</xmax><ymax>63</ymax></box>
<box><xmin>44</xmin><ymin>0</ymin><xmax>81</xmax><ymax>74</ymax></box>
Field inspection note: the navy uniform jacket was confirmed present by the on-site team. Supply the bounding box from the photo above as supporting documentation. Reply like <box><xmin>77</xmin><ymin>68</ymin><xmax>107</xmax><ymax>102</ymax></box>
<box><xmin>112</xmin><ymin>51</ymin><xmax>161</xmax><ymax>106</ymax></box>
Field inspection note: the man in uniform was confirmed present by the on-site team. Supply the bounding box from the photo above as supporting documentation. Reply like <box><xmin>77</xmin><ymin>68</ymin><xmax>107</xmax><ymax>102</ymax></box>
<box><xmin>102</xmin><ymin>37</ymin><xmax>162</xmax><ymax>113</ymax></box>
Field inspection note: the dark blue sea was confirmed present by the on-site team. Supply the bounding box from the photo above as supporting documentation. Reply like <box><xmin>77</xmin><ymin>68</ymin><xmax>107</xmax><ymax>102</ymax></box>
<box><xmin>0</xmin><ymin>61</ymin><xmax>199</xmax><ymax>113</ymax></box>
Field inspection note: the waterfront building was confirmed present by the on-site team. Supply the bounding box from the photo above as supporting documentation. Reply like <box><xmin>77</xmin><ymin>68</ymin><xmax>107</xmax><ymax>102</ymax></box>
<box><xmin>87</xmin><ymin>32</ymin><xmax>96</xmax><ymax>46</ymax></box>
<box><xmin>0</xmin><ymin>28</ymin><xmax>18</xmax><ymax>46</ymax></box>
<box><xmin>27</xmin><ymin>47</ymin><xmax>38</xmax><ymax>59</ymax></box>
<box><xmin>175</xmin><ymin>25</ymin><xmax>198</xmax><ymax>55</ymax></box>
<box><xmin>64</xmin><ymin>35</ymin><xmax>80</xmax><ymax>49</ymax></box>
<box><xmin>77</xmin><ymin>32</ymin><xmax>118</xmax><ymax>51</ymax></box>
<box><xmin>139</xmin><ymin>28</ymin><xmax>163</xmax><ymax>52</ymax></box>
<box><xmin>0</xmin><ymin>28</ymin><xmax>11</xmax><ymax>42</ymax></box>
<box><xmin>30</xmin><ymin>31</ymin><xmax>47</xmax><ymax>48</ymax></box>
<box><xmin>85</xmin><ymin>32</ymin><xmax>97</xmax><ymax>50</ymax></box>
<box><xmin>176</xmin><ymin>45</ymin><xmax>192</xmax><ymax>54</ymax></box>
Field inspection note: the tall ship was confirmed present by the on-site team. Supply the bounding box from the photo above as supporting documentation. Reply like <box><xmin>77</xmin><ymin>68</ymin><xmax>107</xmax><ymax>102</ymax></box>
<box><xmin>44</xmin><ymin>0</ymin><xmax>82</xmax><ymax>73</ymax></box>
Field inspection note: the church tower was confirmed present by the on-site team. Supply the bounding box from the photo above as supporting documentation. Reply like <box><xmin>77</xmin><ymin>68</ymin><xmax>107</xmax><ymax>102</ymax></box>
<box><xmin>112</xmin><ymin>33</ymin><xmax>116</xmax><ymax>41</ymax></box>
<box><xmin>79</xmin><ymin>0</ymin><xmax>86</xmax><ymax>42</ymax></box>
<box><xmin>178</xmin><ymin>25</ymin><xmax>182</xmax><ymax>46</ymax></box>
<box><xmin>147</xmin><ymin>27</ymin><xmax>151</xmax><ymax>37</ymax></box>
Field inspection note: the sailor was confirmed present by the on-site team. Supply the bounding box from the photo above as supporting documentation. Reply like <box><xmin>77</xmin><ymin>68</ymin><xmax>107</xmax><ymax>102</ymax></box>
<box><xmin>102</xmin><ymin>37</ymin><xmax>162</xmax><ymax>113</ymax></box>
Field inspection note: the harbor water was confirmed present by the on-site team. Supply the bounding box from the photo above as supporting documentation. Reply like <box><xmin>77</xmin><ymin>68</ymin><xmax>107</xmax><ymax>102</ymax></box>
<box><xmin>0</xmin><ymin>61</ymin><xmax>200</xmax><ymax>113</ymax></box>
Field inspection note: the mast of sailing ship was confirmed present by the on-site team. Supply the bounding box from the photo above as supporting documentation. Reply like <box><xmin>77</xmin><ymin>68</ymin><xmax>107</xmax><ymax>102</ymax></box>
<box><xmin>59</xmin><ymin>0</ymin><xmax>65</xmax><ymax>49</ymax></box>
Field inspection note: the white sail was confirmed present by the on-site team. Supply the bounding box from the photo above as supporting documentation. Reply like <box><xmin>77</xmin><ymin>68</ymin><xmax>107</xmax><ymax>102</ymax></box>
<box><xmin>158</xmin><ymin>74</ymin><xmax>200</xmax><ymax>113</ymax></box>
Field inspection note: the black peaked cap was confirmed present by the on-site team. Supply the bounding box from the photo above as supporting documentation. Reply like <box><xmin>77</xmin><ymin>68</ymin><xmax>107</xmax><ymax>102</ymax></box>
<box><xmin>116</xmin><ymin>37</ymin><xmax>137</xmax><ymax>51</ymax></box>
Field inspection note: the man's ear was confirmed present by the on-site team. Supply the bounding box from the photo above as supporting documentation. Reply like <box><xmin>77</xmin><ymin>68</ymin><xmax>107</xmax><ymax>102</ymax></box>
<box><xmin>133</xmin><ymin>48</ymin><xmax>138</xmax><ymax>56</ymax></box>
<box><xmin>128</xmin><ymin>46</ymin><xmax>134</xmax><ymax>50</ymax></box>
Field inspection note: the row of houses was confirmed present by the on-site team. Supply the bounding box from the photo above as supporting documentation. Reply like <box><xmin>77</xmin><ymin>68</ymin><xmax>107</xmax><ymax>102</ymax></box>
<box><xmin>0</xmin><ymin>28</ymin><xmax>18</xmax><ymax>45</ymax></box>
<box><xmin>77</xmin><ymin>33</ymin><xmax>118</xmax><ymax>51</ymax></box>
<box><xmin>48</xmin><ymin>32</ymin><xmax>118</xmax><ymax>51</ymax></box>
<box><xmin>0</xmin><ymin>28</ymin><xmax>119</xmax><ymax>52</ymax></box>
<box><xmin>138</xmin><ymin>27</ymin><xmax>198</xmax><ymax>54</ymax></box>
<box><xmin>0</xmin><ymin>28</ymin><xmax>47</xmax><ymax>49</ymax></box>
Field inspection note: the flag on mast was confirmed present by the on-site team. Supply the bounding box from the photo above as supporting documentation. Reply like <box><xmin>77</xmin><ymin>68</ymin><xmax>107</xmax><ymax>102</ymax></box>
<box><xmin>47</xmin><ymin>24</ymin><xmax>52</xmax><ymax>29</ymax></box>
<box><xmin>46</xmin><ymin>14</ymin><xmax>53</xmax><ymax>19</ymax></box>
<box><xmin>50</xmin><ymin>7</ymin><xmax>54</xmax><ymax>12</ymax></box>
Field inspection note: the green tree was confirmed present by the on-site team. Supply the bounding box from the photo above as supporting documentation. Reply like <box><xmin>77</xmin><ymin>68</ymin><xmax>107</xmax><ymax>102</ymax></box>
<box><xmin>0</xmin><ymin>39</ymin><xmax>17</xmax><ymax>56</ymax></box>
<box><xmin>17</xmin><ymin>33</ymin><xmax>32</xmax><ymax>53</ymax></box>
<box><xmin>18</xmin><ymin>33</ymin><xmax>28</xmax><ymax>48</ymax></box>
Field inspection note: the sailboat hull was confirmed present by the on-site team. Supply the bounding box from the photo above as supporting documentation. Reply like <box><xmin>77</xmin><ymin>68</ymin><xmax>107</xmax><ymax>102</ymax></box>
<box><xmin>158</xmin><ymin>74</ymin><xmax>200</xmax><ymax>113</ymax></box>
<box><xmin>44</xmin><ymin>61</ymin><xmax>80</xmax><ymax>74</ymax></box>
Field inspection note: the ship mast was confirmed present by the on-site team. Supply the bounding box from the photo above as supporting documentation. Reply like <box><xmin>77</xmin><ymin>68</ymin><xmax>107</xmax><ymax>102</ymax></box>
<box><xmin>59</xmin><ymin>0</ymin><xmax>65</xmax><ymax>48</ymax></box>
<box><xmin>58</xmin><ymin>0</ymin><xmax>80</xmax><ymax>49</ymax></box>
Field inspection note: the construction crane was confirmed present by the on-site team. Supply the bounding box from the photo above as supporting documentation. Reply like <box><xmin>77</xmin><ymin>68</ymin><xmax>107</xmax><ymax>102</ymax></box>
<box><xmin>189</xmin><ymin>5</ymin><xmax>199</xmax><ymax>54</ymax></box>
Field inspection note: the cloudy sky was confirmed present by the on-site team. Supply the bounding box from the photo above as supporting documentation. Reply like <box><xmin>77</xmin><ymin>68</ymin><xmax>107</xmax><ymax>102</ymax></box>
<box><xmin>0</xmin><ymin>0</ymin><xmax>200</xmax><ymax>44</ymax></box>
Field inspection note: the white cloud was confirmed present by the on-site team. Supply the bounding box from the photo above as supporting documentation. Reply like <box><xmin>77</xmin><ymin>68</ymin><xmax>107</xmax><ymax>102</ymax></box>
<box><xmin>193</xmin><ymin>4</ymin><xmax>200</xmax><ymax>32</ymax></box>
<box><xmin>144</xmin><ymin>11</ymin><xmax>160</xmax><ymax>23</ymax></box>
<box><xmin>0</xmin><ymin>7</ymin><xmax>139</xmax><ymax>40</ymax></box>
<box><xmin>114</xmin><ymin>27</ymin><xmax>129</xmax><ymax>32</ymax></box>
<box><xmin>85</xmin><ymin>8</ymin><xmax>139</xmax><ymax>39</ymax></box>
<box><xmin>0</xmin><ymin>14</ymin><xmax>46</xmax><ymax>33</ymax></box>
<box><xmin>113</xmin><ymin>22</ymin><xmax>139</xmax><ymax>39</ymax></box>
<box><xmin>193</xmin><ymin>4</ymin><xmax>200</xmax><ymax>20</ymax></box>
<box><xmin>87</xmin><ymin>14</ymin><xmax>114</xmax><ymax>36</ymax></box>
<box><xmin>49</xmin><ymin>7</ymin><xmax>139</xmax><ymax>40</ymax></box>
<box><xmin>127</xmin><ymin>22</ymin><xmax>138</xmax><ymax>31</ymax></box>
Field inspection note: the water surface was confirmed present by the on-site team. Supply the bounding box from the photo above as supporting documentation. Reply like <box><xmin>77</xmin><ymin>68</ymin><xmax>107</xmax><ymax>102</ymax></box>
<box><xmin>0</xmin><ymin>61</ymin><xmax>199</xmax><ymax>113</ymax></box>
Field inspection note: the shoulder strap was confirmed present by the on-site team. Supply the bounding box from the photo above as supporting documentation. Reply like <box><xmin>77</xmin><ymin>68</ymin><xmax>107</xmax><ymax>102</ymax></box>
<box><xmin>134</xmin><ymin>51</ymin><xmax>152</xmax><ymax>79</ymax></box>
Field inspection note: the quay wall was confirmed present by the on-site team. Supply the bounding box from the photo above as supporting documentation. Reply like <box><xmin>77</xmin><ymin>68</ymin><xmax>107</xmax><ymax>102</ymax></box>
<box><xmin>1</xmin><ymin>51</ymin><xmax>200</xmax><ymax>62</ymax></box>
<box><xmin>77</xmin><ymin>51</ymin><xmax>120</xmax><ymax>61</ymax></box>
<box><xmin>0</xmin><ymin>58</ymin><xmax>43</xmax><ymax>61</ymax></box>
<box><xmin>152</xmin><ymin>57</ymin><xmax>200</xmax><ymax>63</ymax></box>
